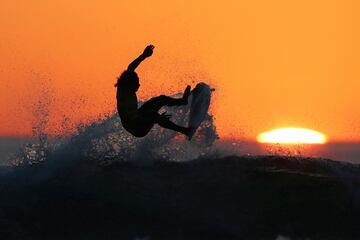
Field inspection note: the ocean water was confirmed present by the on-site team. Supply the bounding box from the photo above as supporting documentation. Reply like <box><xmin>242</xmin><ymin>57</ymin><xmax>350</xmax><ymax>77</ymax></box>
<box><xmin>2</xmin><ymin>97</ymin><xmax>218</xmax><ymax>167</ymax></box>
<box><xmin>1</xmin><ymin>90</ymin><xmax>359</xmax><ymax>166</ymax></box>
<box><xmin>216</xmin><ymin>140</ymin><xmax>360</xmax><ymax>164</ymax></box>
<box><xmin>0</xmin><ymin>96</ymin><xmax>359</xmax><ymax>239</ymax></box>
<box><xmin>2</xmin><ymin>115</ymin><xmax>360</xmax><ymax>167</ymax></box>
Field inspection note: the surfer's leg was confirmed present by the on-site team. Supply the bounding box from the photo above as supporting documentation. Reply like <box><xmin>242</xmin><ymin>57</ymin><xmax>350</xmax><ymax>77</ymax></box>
<box><xmin>157</xmin><ymin>118</ymin><xmax>191</xmax><ymax>136</ymax></box>
<box><xmin>139</xmin><ymin>86</ymin><xmax>191</xmax><ymax>112</ymax></box>
<box><xmin>133</xmin><ymin>122</ymin><xmax>154</xmax><ymax>137</ymax></box>
<box><xmin>140</xmin><ymin>95</ymin><xmax>183</xmax><ymax>112</ymax></box>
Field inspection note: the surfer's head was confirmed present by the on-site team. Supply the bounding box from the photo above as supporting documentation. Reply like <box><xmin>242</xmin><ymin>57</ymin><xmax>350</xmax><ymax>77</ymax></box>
<box><xmin>115</xmin><ymin>70</ymin><xmax>140</xmax><ymax>92</ymax></box>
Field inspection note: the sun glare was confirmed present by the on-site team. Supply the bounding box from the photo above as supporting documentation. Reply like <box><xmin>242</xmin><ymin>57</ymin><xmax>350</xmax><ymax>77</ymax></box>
<box><xmin>257</xmin><ymin>128</ymin><xmax>327</xmax><ymax>144</ymax></box>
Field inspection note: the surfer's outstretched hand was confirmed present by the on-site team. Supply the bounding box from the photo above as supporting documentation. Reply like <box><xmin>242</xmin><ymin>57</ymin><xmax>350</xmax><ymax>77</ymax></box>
<box><xmin>142</xmin><ymin>45</ymin><xmax>154</xmax><ymax>58</ymax></box>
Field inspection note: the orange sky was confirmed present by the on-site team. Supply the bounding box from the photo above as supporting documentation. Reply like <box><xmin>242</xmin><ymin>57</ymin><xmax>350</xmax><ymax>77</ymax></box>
<box><xmin>0</xmin><ymin>0</ymin><xmax>359</xmax><ymax>141</ymax></box>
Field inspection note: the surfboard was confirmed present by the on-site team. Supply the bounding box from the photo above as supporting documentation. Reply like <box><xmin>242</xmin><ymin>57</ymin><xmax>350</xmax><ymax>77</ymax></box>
<box><xmin>188</xmin><ymin>82</ymin><xmax>212</xmax><ymax>140</ymax></box>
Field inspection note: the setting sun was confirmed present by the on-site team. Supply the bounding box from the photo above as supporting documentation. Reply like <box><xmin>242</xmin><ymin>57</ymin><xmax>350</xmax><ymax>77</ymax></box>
<box><xmin>257</xmin><ymin>128</ymin><xmax>327</xmax><ymax>144</ymax></box>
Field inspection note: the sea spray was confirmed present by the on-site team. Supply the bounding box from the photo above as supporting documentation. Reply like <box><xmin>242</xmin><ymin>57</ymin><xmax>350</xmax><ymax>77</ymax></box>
<box><xmin>10</xmin><ymin>93</ymin><xmax>218</xmax><ymax>167</ymax></box>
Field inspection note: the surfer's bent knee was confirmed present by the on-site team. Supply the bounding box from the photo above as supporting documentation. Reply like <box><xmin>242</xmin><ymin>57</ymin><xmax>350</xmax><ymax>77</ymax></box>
<box><xmin>128</xmin><ymin>124</ymin><xmax>153</xmax><ymax>138</ymax></box>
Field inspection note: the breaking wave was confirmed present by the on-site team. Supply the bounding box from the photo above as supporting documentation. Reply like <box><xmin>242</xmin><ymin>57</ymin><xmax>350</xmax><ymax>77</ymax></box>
<box><xmin>10</xmin><ymin>93</ymin><xmax>218</xmax><ymax>168</ymax></box>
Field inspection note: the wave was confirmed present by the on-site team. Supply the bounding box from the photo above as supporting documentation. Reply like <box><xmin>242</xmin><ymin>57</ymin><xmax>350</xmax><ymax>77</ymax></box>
<box><xmin>10</xmin><ymin>93</ymin><xmax>219</xmax><ymax>168</ymax></box>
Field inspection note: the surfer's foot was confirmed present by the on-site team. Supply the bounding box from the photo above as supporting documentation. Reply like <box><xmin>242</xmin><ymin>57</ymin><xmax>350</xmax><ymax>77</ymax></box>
<box><xmin>185</xmin><ymin>127</ymin><xmax>196</xmax><ymax>140</ymax></box>
<box><xmin>182</xmin><ymin>85</ymin><xmax>191</xmax><ymax>104</ymax></box>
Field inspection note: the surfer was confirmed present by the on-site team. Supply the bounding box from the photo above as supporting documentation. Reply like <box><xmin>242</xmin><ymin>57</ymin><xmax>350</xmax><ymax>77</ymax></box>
<box><xmin>115</xmin><ymin>45</ymin><xmax>193</xmax><ymax>138</ymax></box>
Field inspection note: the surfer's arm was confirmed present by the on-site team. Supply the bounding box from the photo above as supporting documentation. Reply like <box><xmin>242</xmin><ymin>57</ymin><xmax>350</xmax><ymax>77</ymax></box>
<box><xmin>127</xmin><ymin>45</ymin><xmax>154</xmax><ymax>71</ymax></box>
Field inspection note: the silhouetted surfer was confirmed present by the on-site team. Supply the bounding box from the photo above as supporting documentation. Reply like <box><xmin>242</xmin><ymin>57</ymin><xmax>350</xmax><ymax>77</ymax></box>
<box><xmin>115</xmin><ymin>45</ymin><xmax>192</xmax><ymax>138</ymax></box>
